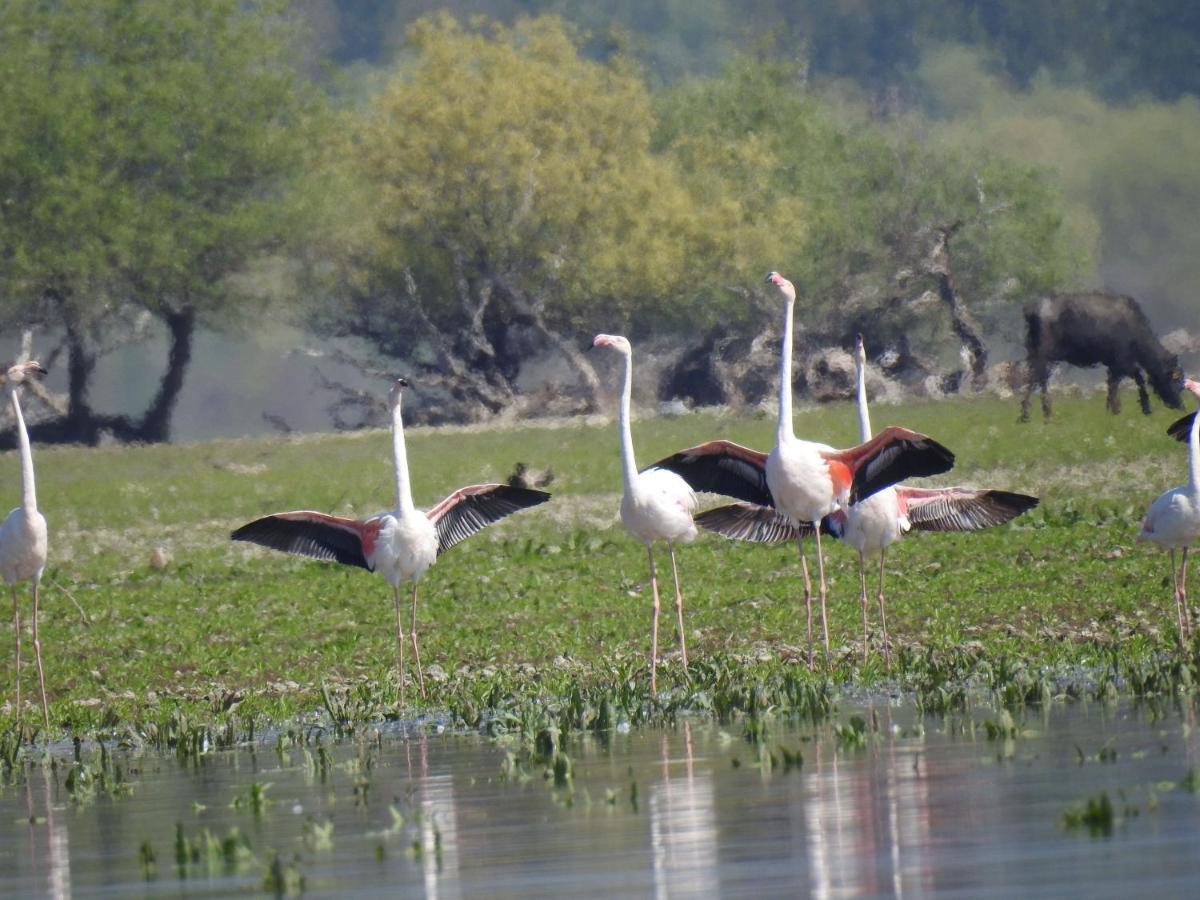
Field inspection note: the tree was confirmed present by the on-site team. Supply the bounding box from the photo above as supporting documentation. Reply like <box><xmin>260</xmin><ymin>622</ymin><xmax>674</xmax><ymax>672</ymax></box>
<box><xmin>0</xmin><ymin>0</ymin><xmax>324</xmax><ymax>443</ymax></box>
<box><xmin>312</xmin><ymin>15</ymin><xmax>706</xmax><ymax>418</ymax></box>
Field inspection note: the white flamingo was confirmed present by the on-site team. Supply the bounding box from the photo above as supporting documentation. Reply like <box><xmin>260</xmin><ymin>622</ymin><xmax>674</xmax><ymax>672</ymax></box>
<box><xmin>231</xmin><ymin>377</ymin><xmax>551</xmax><ymax>705</ymax></box>
<box><xmin>595</xmin><ymin>334</ymin><xmax>697</xmax><ymax>694</ymax></box>
<box><xmin>1138</xmin><ymin>377</ymin><xmax>1200</xmax><ymax>640</ymax></box>
<box><xmin>0</xmin><ymin>361</ymin><xmax>50</xmax><ymax>732</ymax></box>
<box><xmin>652</xmin><ymin>273</ymin><xmax>955</xmax><ymax>665</ymax></box>
<box><xmin>697</xmin><ymin>334</ymin><xmax>1038</xmax><ymax>663</ymax></box>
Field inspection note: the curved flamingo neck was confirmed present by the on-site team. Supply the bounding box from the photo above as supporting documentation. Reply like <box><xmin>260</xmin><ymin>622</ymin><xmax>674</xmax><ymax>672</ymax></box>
<box><xmin>391</xmin><ymin>396</ymin><xmax>415</xmax><ymax>513</ymax></box>
<box><xmin>9</xmin><ymin>386</ymin><xmax>36</xmax><ymax>514</ymax></box>
<box><xmin>616</xmin><ymin>348</ymin><xmax>639</xmax><ymax>492</ymax></box>
<box><xmin>777</xmin><ymin>295</ymin><xmax>797</xmax><ymax>443</ymax></box>
<box><xmin>855</xmin><ymin>356</ymin><xmax>872</xmax><ymax>442</ymax></box>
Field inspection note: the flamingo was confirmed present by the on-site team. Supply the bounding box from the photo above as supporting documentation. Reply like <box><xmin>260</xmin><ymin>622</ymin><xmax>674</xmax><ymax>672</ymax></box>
<box><xmin>698</xmin><ymin>334</ymin><xmax>1038</xmax><ymax>664</ymax></box>
<box><xmin>594</xmin><ymin>334</ymin><xmax>697</xmax><ymax>694</ymax></box>
<box><xmin>231</xmin><ymin>377</ymin><xmax>551</xmax><ymax>705</ymax></box>
<box><xmin>0</xmin><ymin>361</ymin><xmax>50</xmax><ymax>732</ymax></box>
<box><xmin>1137</xmin><ymin>377</ymin><xmax>1200</xmax><ymax>640</ymax></box>
<box><xmin>651</xmin><ymin>273</ymin><xmax>955</xmax><ymax>665</ymax></box>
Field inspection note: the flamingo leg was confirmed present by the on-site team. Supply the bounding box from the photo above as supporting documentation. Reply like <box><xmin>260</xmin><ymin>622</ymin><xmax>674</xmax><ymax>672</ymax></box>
<box><xmin>1182</xmin><ymin>548</ymin><xmax>1192</xmax><ymax>639</ymax></box>
<box><xmin>393</xmin><ymin>586</ymin><xmax>406</xmax><ymax>707</ymax></box>
<box><xmin>858</xmin><ymin>551</ymin><xmax>869</xmax><ymax>663</ymax></box>
<box><xmin>1170</xmin><ymin>549</ymin><xmax>1185</xmax><ymax>643</ymax></box>
<box><xmin>797</xmin><ymin>536</ymin><xmax>814</xmax><ymax>668</ymax></box>
<box><xmin>410</xmin><ymin>583</ymin><xmax>426</xmax><ymax>699</ymax></box>
<box><xmin>667</xmin><ymin>542</ymin><xmax>689</xmax><ymax>679</ymax></box>
<box><xmin>11</xmin><ymin>585</ymin><xmax>20</xmax><ymax>734</ymax></box>
<box><xmin>814</xmin><ymin>524</ymin><xmax>830</xmax><ymax>665</ymax></box>
<box><xmin>647</xmin><ymin>544</ymin><xmax>661</xmax><ymax>696</ymax></box>
<box><xmin>31</xmin><ymin>580</ymin><xmax>48</xmax><ymax>734</ymax></box>
<box><xmin>877</xmin><ymin>550</ymin><xmax>891</xmax><ymax>667</ymax></box>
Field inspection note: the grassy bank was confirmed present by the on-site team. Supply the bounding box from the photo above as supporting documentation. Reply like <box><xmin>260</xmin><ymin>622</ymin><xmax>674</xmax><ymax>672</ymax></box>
<box><xmin>2</xmin><ymin>388</ymin><xmax>1197</xmax><ymax>742</ymax></box>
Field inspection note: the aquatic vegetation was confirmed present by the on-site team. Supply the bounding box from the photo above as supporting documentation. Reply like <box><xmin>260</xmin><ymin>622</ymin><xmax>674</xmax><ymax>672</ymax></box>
<box><xmin>1062</xmin><ymin>791</ymin><xmax>1116</xmax><ymax>836</ymax></box>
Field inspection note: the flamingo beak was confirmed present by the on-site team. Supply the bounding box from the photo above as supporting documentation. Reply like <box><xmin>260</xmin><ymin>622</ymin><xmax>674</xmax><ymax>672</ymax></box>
<box><xmin>30</xmin><ymin>363</ymin><xmax>47</xmax><ymax>377</ymax></box>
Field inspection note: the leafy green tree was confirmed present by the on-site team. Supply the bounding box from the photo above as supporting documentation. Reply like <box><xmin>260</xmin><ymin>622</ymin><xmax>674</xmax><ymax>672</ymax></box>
<box><xmin>316</xmin><ymin>15</ymin><xmax>710</xmax><ymax>415</ymax></box>
<box><xmin>0</xmin><ymin>0</ymin><xmax>324</xmax><ymax>443</ymax></box>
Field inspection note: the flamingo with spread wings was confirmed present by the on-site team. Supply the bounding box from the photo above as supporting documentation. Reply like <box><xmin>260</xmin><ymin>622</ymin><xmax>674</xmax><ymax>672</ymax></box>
<box><xmin>697</xmin><ymin>333</ymin><xmax>1037</xmax><ymax>663</ymax></box>
<box><xmin>231</xmin><ymin>377</ymin><xmax>550</xmax><ymax>704</ymax></box>
<box><xmin>651</xmin><ymin>273</ymin><xmax>955</xmax><ymax>664</ymax></box>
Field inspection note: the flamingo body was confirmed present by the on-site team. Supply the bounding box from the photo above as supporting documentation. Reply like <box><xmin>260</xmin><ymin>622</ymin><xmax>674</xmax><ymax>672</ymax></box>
<box><xmin>1138</xmin><ymin>488</ymin><xmax>1200</xmax><ymax>548</ymax></box>
<box><xmin>0</xmin><ymin>508</ymin><xmax>48</xmax><ymax>586</ymax></box>
<box><xmin>836</xmin><ymin>487</ymin><xmax>905</xmax><ymax>556</ymax></box>
<box><xmin>765</xmin><ymin>435</ymin><xmax>841</xmax><ymax>525</ymax></box>
<box><xmin>621</xmin><ymin>467</ymin><xmax>698</xmax><ymax>546</ymax></box>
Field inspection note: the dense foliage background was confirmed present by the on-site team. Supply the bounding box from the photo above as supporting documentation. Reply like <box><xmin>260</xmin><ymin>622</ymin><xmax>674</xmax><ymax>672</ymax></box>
<box><xmin>1</xmin><ymin>0</ymin><xmax>1196</xmax><ymax>436</ymax></box>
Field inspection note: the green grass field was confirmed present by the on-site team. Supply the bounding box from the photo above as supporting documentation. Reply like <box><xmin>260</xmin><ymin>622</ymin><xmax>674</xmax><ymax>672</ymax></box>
<box><xmin>3</xmin><ymin>387</ymin><xmax>1196</xmax><ymax>740</ymax></box>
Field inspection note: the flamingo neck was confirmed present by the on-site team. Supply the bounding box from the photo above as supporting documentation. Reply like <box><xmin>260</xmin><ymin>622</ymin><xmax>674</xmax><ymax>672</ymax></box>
<box><xmin>617</xmin><ymin>348</ymin><xmax>639</xmax><ymax>492</ymax></box>
<box><xmin>777</xmin><ymin>296</ymin><xmax>797</xmax><ymax>443</ymax></box>
<box><xmin>1190</xmin><ymin>399</ymin><xmax>1200</xmax><ymax>492</ymax></box>
<box><xmin>855</xmin><ymin>358</ymin><xmax>872</xmax><ymax>442</ymax></box>
<box><xmin>391</xmin><ymin>397</ymin><xmax>415</xmax><ymax>513</ymax></box>
<box><xmin>9</xmin><ymin>387</ymin><xmax>36</xmax><ymax>514</ymax></box>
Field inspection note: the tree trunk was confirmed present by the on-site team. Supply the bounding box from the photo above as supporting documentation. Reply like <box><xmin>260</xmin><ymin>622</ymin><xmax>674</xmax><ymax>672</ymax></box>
<box><xmin>927</xmin><ymin>223</ymin><xmax>988</xmax><ymax>387</ymax></box>
<box><xmin>135</xmin><ymin>306</ymin><xmax>195</xmax><ymax>442</ymax></box>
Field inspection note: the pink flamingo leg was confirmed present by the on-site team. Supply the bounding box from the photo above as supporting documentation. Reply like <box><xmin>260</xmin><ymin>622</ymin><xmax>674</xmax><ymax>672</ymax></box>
<box><xmin>1182</xmin><ymin>548</ymin><xmax>1192</xmax><ymax>639</ymax></box>
<box><xmin>647</xmin><ymin>545</ymin><xmax>661</xmax><ymax>695</ymax></box>
<box><xmin>410</xmin><ymin>583</ymin><xmax>427</xmax><ymax>699</ymax></box>
<box><xmin>797</xmin><ymin>536</ymin><xmax>814</xmax><ymax>668</ymax></box>
<box><xmin>11</xmin><ymin>585</ymin><xmax>20</xmax><ymax>730</ymax></box>
<box><xmin>1170</xmin><ymin>550</ymin><xmax>1185</xmax><ymax>643</ymax></box>
<box><xmin>31</xmin><ymin>580</ymin><xmax>48</xmax><ymax>734</ymax></box>
<box><xmin>667</xmin><ymin>542</ymin><xmax>689</xmax><ymax>678</ymax></box>
<box><xmin>393</xmin><ymin>586</ymin><xmax>407</xmax><ymax>707</ymax></box>
<box><xmin>877</xmin><ymin>549</ymin><xmax>891</xmax><ymax>666</ymax></box>
<box><xmin>858</xmin><ymin>551</ymin><xmax>870</xmax><ymax>662</ymax></box>
<box><xmin>814</xmin><ymin>525</ymin><xmax>830</xmax><ymax>664</ymax></box>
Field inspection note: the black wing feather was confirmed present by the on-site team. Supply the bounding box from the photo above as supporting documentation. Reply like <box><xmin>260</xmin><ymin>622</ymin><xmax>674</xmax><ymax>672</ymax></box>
<box><xmin>648</xmin><ymin>444</ymin><xmax>773</xmax><ymax>507</ymax></box>
<box><xmin>906</xmin><ymin>490</ymin><xmax>1039</xmax><ymax>533</ymax></box>
<box><xmin>431</xmin><ymin>485</ymin><xmax>551</xmax><ymax>555</ymax></box>
<box><xmin>1168</xmin><ymin>412</ymin><xmax>1195</xmax><ymax>443</ymax></box>
<box><xmin>849</xmin><ymin>435</ymin><xmax>955</xmax><ymax>505</ymax></box>
<box><xmin>230</xmin><ymin>514</ymin><xmax>372</xmax><ymax>571</ymax></box>
<box><xmin>695</xmin><ymin>503</ymin><xmax>811</xmax><ymax>544</ymax></box>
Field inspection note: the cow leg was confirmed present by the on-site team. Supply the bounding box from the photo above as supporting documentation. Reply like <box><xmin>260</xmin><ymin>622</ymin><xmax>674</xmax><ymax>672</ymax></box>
<box><xmin>1106</xmin><ymin>369</ymin><xmax>1122</xmax><ymax>414</ymax></box>
<box><xmin>1132</xmin><ymin>368</ymin><xmax>1152</xmax><ymax>415</ymax></box>
<box><xmin>1020</xmin><ymin>358</ymin><xmax>1047</xmax><ymax>422</ymax></box>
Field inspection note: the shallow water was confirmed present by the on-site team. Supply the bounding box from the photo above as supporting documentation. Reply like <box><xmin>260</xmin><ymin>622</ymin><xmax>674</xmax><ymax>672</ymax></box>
<box><xmin>4</xmin><ymin>699</ymin><xmax>1200</xmax><ymax>897</ymax></box>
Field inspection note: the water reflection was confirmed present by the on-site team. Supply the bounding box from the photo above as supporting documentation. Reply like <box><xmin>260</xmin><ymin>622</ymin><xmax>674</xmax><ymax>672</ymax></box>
<box><xmin>4</xmin><ymin>701</ymin><xmax>1200</xmax><ymax>896</ymax></box>
<box><xmin>649</xmin><ymin>723</ymin><xmax>718</xmax><ymax>898</ymax></box>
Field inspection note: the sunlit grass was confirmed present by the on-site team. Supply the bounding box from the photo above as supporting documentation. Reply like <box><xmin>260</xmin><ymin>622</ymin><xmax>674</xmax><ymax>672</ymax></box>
<box><xmin>0</xmin><ymin>387</ymin><xmax>1195</xmax><ymax>737</ymax></box>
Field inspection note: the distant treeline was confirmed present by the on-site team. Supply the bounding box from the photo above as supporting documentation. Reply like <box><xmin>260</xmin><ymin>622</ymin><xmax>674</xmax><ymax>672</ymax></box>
<box><xmin>0</xmin><ymin>1</ymin><xmax>1193</xmax><ymax>441</ymax></box>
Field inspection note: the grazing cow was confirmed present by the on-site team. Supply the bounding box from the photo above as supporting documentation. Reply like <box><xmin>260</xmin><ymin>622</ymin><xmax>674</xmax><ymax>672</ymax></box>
<box><xmin>1020</xmin><ymin>292</ymin><xmax>1183</xmax><ymax>421</ymax></box>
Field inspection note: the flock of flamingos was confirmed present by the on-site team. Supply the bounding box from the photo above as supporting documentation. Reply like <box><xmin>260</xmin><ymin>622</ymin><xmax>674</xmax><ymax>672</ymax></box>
<box><xmin>2</xmin><ymin>272</ymin><xmax>1199</xmax><ymax>732</ymax></box>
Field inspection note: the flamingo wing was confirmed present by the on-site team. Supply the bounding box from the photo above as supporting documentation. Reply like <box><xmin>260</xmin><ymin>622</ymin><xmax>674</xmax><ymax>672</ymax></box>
<box><xmin>426</xmin><ymin>484</ymin><xmax>551</xmax><ymax>555</ymax></box>
<box><xmin>695</xmin><ymin>502</ymin><xmax>813</xmax><ymax>544</ymax></box>
<box><xmin>647</xmin><ymin>440</ymin><xmax>772</xmax><ymax>507</ymax></box>
<box><xmin>1168</xmin><ymin>411</ymin><xmax>1195</xmax><ymax>443</ymax></box>
<box><xmin>898</xmin><ymin>487</ymin><xmax>1038</xmax><ymax>532</ymax></box>
<box><xmin>824</xmin><ymin>425</ymin><xmax>955</xmax><ymax>504</ymax></box>
<box><xmin>230</xmin><ymin>511</ymin><xmax>378</xmax><ymax>570</ymax></box>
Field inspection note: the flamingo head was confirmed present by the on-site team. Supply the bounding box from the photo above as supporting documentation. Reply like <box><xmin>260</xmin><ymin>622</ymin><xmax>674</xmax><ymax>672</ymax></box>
<box><xmin>593</xmin><ymin>334</ymin><xmax>631</xmax><ymax>354</ymax></box>
<box><xmin>764</xmin><ymin>271</ymin><xmax>796</xmax><ymax>302</ymax></box>
<box><xmin>3</xmin><ymin>360</ymin><xmax>46</xmax><ymax>387</ymax></box>
<box><xmin>388</xmin><ymin>376</ymin><xmax>410</xmax><ymax>405</ymax></box>
<box><xmin>1183</xmin><ymin>377</ymin><xmax>1200</xmax><ymax>398</ymax></box>
<box><xmin>854</xmin><ymin>333</ymin><xmax>866</xmax><ymax>369</ymax></box>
